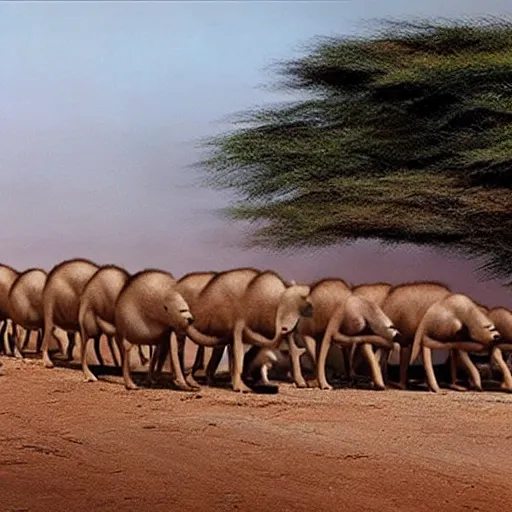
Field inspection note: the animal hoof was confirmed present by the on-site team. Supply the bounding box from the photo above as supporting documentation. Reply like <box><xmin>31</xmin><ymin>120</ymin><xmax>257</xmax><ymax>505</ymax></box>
<box><xmin>85</xmin><ymin>375</ymin><xmax>98</xmax><ymax>383</ymax></box>
<box><xmin>500</xmin><ymin>382</ymin><xmax>512</xmax><ymax>393</ymax></box>
<box><xmin>373</xmin><ymin>383</ymin><xmax>386</xmax><ymax>391</ymax></box>
<box><xmin>43</xmin><ymin>361</ymin><xmax>54</xmax><ymax>369</ymax></box>
<box><xmin>294</xmin><ymin>379</ymin><xmax>308</xmax><ymax>389</ymax></box>
<box><xmin>233</xmin><ymin>384</ymin><xmax>252</xmax><ymax>393</ymax></box>
<box><xmin>173</xmin><ymin>380</ymin><xmax>195</xmax><ymax>392</ymax></box>
<box><xmin>449</xmin><ymin>384</ymin><xmax>468</xmax><ymax>392</ymax></box>
<box><xmin>389</xmin><ymin>382</ymin><xmax>407</xmax><ymax>391</ymax></box>
<box><xmin>125</xmin><ymin>384</ymin><xmax>140</xmax><ymax>391</ymax></box>
<box><xmin>185</xmin><ymin>375</ymin><xmax>201</xmax><ymax>389</ymax></box>
<box><xmin>320</xmin><ymin>384</ymin><xmax>333</xmax><ymax>391</ymax></box>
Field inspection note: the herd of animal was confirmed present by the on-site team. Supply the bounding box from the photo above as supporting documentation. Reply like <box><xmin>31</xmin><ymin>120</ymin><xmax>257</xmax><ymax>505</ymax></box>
<box><xmin>0</xmin><ymin>257</ymin><xmax>511</xmax><ymax>395</ymax></box>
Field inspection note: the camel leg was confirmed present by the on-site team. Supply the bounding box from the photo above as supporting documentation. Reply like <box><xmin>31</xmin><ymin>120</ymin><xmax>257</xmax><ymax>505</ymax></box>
<box><xmin>301</xmin><ymin>335</ymin><xmax>320</xmax><ymax>388</ymax></box>
<box><xmin>147</xmin><ymin>344</ymin><xmax>162</xmax><ymax>384</ymax></box>
<box><xmin>491</xmin><ymin>347</ymin><xmax>512</xmax><ymax>392</ymax></box>
<box><xmin>232</xmin><ymin>324</ymin><xmax>251</xmax><ymax>393</ymax></box>
<box><xmin>206</xmin><ymin>345</ymin><xmax>226</xmax><ymax>386</ymax></box>
<box><xmin>422</xmin><ymin>345</ymin><xmax>440</xmax><ymax>393</ymax></box>
<box><xmin>360</xmin><ymin>342</ymin><xmax>385</xmax><ymax>390</ymax></box>
<box><xmin>379</xmin><ymin>347</ymin><xmax>391</xmax><ymax>384</ymax></box>
<box><xmin>287</xmin><ymin>333</ymin><xmax>307</xmax><ymax>388</ymax></box>
<box><xmin>448</xmin><ymin>349</ymin><xmax>468</xmax><ymax>391</ymax></box>
<box><xmin>348</xmin><ymin>344</ymin><xmax>361</xmax><ymax>382</ymax></box>
<box><xmin>192</xmin><ymin>344</ymin><xmax>205</xmax><ymax>377</ymax></box>
<box><xmin>0</xmin><ymin>320</ymin><xmax>6</xmax><ymax>354</ymax></box>
<box><xmin>21</xmin><ymin>328</ymin><xmax>32</xmax><ymax>352</ymax></box>
<box><xmin>66</xmin><ymin>332</ymin><xmax>76</xmax><ymax>361</ymax></box>
<box><xmin>93</xmin><ymin>336</ymin><xmax>105</xmax><ymax>367</ymax></box>
<box><xmin>12</xmin><ymin>324</ymin><xmax>24</xmax><ymax>359</ymax></box>
<box><xmin>3</xmin><ymin>320</ymin><xmax>13</xmax><ymax>356</ymax></box>
<box><xmin>155</xmin><ymin>342</ymin><xmax>169</xmax><ymax>378</ymax></box>
<box><xmin>106</xmin><ymin>335</ymin><xmax>120</xmax><ymax>367</ymax></box>
<box><xmin>180</xmin><ymin>337</ymin><xmax>201</xmax><ymax>388</ymax></box>
<box><xmin>457</xmin><ymin>350</ymin><xmax>483</xmax><ymax>391</ymax></box>
<box><xmin>41</xmin><ymin>302</ymin><xmax>57</xmax><ymax>368</ymax></box>
<box><xmin>138</xmin><ymin>345</ymin><xmax>149</xmax><ymax>366</ymax></box>
<box><xmin>389</xmin><ymin>345</ymin><xmax>410</xmax><ymax>390</ymax></box>
<box><xmin>35</xmin><ymin>329</ymin><xmax>43</xmax><ymax>353</ymax></box>
<box><xmin>115</xmin><ymin>335</ymin><xmax>138</xmax><ymax>390</ymax></box>
<box><xmin>169</xmin><ymin>333</ymin><xmax>196</xmax><ymax>391</ymax></box>
<box><xmin>316</xmin><ymin>334</ymin><xmax>334</xmax><ymax>390</ymax></box>
<box><xmin>81</xmin><ymin>328</ymin><xmax>98</xmax><ymax>382</ymax></box>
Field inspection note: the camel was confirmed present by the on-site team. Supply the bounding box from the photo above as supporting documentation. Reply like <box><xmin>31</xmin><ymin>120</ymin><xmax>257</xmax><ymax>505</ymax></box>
<box><xmin>7</xmin><ymin>268</ymin><xmax>47</xmax><ymax>358</ymax></box>
<box><xmin>0</xmin><ymin>264</ymin><xmax>21</xmax><ymax>357</ymax></box>
<box><xmin>40</xmin><ymin>258</ymin><xmax>101</xmax><ymax>368</ymax></box>
<box><xmin>113</xmin><ymin>269</ymin><xmax>194</xmax><ymax>390</ymax></box>
<box><xmin>445</xmin><ymin>305</ymin><xmax>512</xmax><ymax>392</ymax></box>
<box><xmin>148</xmin><ymin>270</ymin><xmax>219</xmax><ymax>387</ymax></box>
<box><xmin>379</xmin><ymin>282</ymin><xmax>453</xmax><ymax>390</ymax></box>
<box><xmin>409</xmin><ymin>293</ymin><xmax>501</xmax><ymax>392</ymax></box>
<box><xmin>161</xmin><ymin>268</ymin><xmax>260</xmax><ymax>391</ymax></box>
<box><xmin>193</xmin><ymin>274</ymin><xmax>312</xmax><ymax>390</ymax></box>
<box><xmin>78</xmin><ymin>264</ymin><xmax>131</xmax><ymax>382</ymax></box>
<box><xmin>180</xmin><ymin>268</ymin><xmax>313</xmax><ymax>392</ymax></box>
<box><xmin>296</xmin><ymin>279</ymin><xmax>400</xmax><ymax>391</ymax></box>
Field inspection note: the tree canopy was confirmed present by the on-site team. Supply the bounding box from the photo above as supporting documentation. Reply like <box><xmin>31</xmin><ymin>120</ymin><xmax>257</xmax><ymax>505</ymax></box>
<box><xmin>196</xmin><ymin>17</ymin><xmax>512</xmax><ymax>282</ymax></box>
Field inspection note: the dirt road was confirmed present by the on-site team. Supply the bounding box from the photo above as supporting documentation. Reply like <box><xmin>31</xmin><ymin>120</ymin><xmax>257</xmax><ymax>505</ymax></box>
<box><xmin>1</xmin><ymin>355</ymin><xmax>511</xmax><ymax>512</ymax></box>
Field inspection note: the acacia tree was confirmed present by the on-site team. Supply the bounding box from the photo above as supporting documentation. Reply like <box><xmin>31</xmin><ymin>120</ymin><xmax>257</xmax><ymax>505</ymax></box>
<box><xmin>197</xmin><ymin>18</ymin><xmax>512</xmax><ymax>281</ymax></box>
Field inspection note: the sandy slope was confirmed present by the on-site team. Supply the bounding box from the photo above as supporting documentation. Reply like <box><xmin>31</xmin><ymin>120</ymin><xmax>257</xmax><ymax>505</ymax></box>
<box><xmin>1</xmin><ymin>355</ymin><xmax>511</xmax><ymax>512</ymax></box>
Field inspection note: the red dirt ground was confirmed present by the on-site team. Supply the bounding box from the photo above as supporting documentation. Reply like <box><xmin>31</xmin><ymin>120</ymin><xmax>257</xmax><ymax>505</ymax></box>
<box><xmin>1</xmin><ymin>348</ymin><xmax>512</xmax><ymax>512</ymax></box>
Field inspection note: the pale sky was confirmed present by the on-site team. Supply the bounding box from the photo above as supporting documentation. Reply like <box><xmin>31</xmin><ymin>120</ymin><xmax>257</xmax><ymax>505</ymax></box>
<box><xmin>1</xmin><ymin>0</ymin><xmax>511</xmax><ymax>308</ymax></box>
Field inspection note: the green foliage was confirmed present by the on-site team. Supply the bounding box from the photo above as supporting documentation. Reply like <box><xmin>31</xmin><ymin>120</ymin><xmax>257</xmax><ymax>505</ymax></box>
<box><xmin>196</xmin><ymin>17</ymin><xmax>512</xmax><ymax>281</ymax></box>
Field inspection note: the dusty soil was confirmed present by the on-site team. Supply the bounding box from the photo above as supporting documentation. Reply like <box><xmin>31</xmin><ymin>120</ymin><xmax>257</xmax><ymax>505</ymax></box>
<box><xmin>1</xmin><ymin>350</ymin><xmax>512</xmax><ymax>512</ymax></box>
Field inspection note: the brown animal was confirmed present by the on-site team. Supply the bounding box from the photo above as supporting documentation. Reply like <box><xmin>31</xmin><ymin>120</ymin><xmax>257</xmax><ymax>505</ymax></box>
<box><xmin>198</xmin><ymin>276</ymin><xmax>310</xmax><ymax>389</ymax></box>
<box><xmin>379</xmin><ymin>282</ymin><xmax>453</xmax><ymax>390</ymax></box>
<box><xmin>113</xmin><ymin>269</ymin><xmax>194</xmax><ymax>390</ymax></box>
<box><xmin>7</xmin><ymin>268</ymin><xmax>47</xmax><ymax>358</ymax></box>
<box><xmin>409</xmin><ymin>293</ymin><xmax>501</xmax><ymax>392</ymax></box>
<box><xmin>297</xmin><ymin>279</ymin><xmax>399</xmax><ymax>391</ymax></box>
<box><xmin>448</xmin><ymin>306</ymin><xmax>512</xmax><ymax>392</ymax></box>
<box><xmin>40</xmin><ymin>258</ymin><xmax>101</xmax><ymax>368</ymax></box>
<box><xmin>148</xmin><ymin>271</ymin><xmax>219</xmax><ymax>386</ymax></box>
<box><xmin>78</xmin><ymin>265</ymin><xmax>131</xmax><ymax>382</ymax></box>
<box><xmin>0</xmin><ymin>264</ymin><xmax>21</xmax><ymax>356</ymax></box>
<box><xmin>182</xmin><ymin>268</ymin><xmax>313</xmax><ymax>392</ymax></box>
<box><xmin>173</xmin><ymin>268</ymin><xmax>260</xmax><ymax>391</ymax></box>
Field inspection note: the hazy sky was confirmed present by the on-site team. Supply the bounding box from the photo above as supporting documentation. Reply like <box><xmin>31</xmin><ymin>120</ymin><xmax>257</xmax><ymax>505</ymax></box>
<box><xmin>1</xmin><ymin>0</ymin><xmax>512</xmax><ymax>307</ymax></box>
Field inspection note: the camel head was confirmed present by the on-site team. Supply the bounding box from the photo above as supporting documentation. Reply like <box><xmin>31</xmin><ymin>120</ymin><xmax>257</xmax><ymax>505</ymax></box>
<box><xmin>450</xmin><ymin>294</ymin><xmax>501</xmax><ymax>347</ymax></box>
<box><xmin>344</xmin><ymin>295</ymin><xmax>400</xmax><ymax>346</ymax></box>
<box><xmin>275</xmin><ymin>284</ymin><xmax>313</xmax><ymax>337</ymax></box>
<box><xmin>162</xmin><ymin>288</ymin><xmax>194</xmax><ymax>334</ymax></box>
